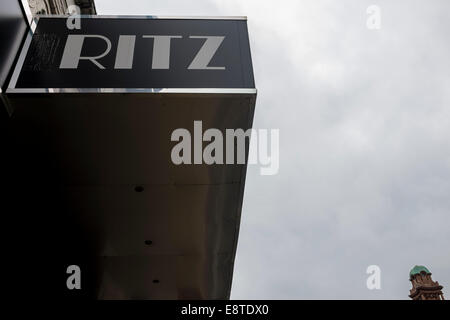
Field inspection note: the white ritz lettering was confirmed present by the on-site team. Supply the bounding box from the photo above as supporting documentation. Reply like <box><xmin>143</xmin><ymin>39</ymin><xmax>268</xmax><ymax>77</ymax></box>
<box><xmin>59</xmin><ymin>34</ymin><xmax>226</xmax><ymax>70</ymax></box>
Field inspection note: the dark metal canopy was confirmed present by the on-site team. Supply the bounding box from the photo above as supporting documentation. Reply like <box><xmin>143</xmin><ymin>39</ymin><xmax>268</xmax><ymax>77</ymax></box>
<box><xmin>5</xmin><ymin>16</ymin><xmax>256</xmax><ymax>299</ymax></box>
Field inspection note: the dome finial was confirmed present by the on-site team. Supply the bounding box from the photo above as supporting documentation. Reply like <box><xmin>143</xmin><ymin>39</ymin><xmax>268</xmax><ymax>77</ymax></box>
<box><xmin>409</xmin><ymin>265</ymin><xmax>431</xmax><ymax>278</ymax></box>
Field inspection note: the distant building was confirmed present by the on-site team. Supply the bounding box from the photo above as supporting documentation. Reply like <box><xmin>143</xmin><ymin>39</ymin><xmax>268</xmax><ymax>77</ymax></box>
<box><xmin>409</xmin><ymin>265</ymin><xmax>445</xmax><ymax>300</ymax></box>
<box><xmin>26</xmin><ymin>0</ymin><xmax>96</xmax><ymax>16</ymax></box>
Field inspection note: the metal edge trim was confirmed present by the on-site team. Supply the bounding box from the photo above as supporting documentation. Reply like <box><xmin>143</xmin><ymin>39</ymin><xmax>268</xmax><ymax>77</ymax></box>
<box><xmin>6</xmin><ymin>88</ymin><xmax>257</xmax><ymax>94</ymax></box>
<box><xmin>30</xmin><ymin>16</ymin><xmax>38</xmax><ymax>31</ymax></box>
<box><xmin>20</xmin><ymin>0</ymin><xmax>33</xmax><ymax>26</ymax></box>
<box><xmin>0</xmin><ymin>92</ymin><xmax>14</xmax><ymax>116</ymax></box>
<box><xmin>7</xmin><ymin>26</ymin><xmax>35</xmax><ymax>91</ymax></box>
<box><xmin>227</xmin><ymin>94</ymin><xmax>257</xmax><ymax>298</ymax></box>
<box><xmin>33</xmin><ymin>15</ymin><xmax>248</xmax><ymax>20</ymax></box>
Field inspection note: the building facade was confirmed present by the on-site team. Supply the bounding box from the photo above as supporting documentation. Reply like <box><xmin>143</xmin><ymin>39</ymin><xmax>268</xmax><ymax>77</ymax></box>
<box><xmin>27</xmin><ymin>0</ymin><xmax>96</xmax><ymax>16</ymax></box>
<box><xmin>409</xmin><ymin>266</ymin><xmax>445</xmax><ymax>300</ymax></box>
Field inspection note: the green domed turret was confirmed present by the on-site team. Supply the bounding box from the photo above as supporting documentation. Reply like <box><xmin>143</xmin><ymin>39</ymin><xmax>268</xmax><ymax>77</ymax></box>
<box><xmin>409</xmin><ymin>265</ymin><xmax>431</xmax><ymax>278</ymax></box>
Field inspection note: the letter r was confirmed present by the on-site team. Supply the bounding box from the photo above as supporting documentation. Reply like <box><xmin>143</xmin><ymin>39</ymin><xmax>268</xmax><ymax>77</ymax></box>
<box><xmin>60</xmin><ymin>34</ymin><xmax>112</xmax><ymax>69</ymax></box>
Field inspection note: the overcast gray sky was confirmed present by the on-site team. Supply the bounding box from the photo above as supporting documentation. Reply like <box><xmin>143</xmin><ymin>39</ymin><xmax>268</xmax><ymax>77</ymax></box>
<box><xmin>95</xmin><ymin>0</ymin><xmax>450</xmax><ymax>299</ymax></box>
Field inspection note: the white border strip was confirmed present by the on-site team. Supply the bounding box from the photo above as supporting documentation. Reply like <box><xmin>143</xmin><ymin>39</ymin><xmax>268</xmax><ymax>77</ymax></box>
<box><xmin>8</xmin><ymin>29</ymin><xmax>33</xmax><ymax>90</ymax></box>
<box><xmin>34</xmin><ymin>15</ymin><xmax>247</xmax><ymax>20</ymax></box>
<box><xmin>7</xmin><ymin>88</ymin><xmax>257</xmax><ymax>94</ymax></box>
<box><xmin>20</xmin><ymin>0</ymin><xmax>33</xmax><ymax>26</ymax></box>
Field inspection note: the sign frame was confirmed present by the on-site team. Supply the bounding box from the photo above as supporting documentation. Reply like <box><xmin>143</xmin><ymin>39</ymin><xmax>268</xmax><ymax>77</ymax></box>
<box><xmin>7</xmin><ymin>15</ymin><xmax>257</xmax><ymax>95</ymax></box>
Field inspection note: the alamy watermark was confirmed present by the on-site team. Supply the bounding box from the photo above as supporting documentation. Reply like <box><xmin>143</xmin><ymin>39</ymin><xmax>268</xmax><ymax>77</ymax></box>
<box><xmin>366</xmin><ymin>265</ymin><xmax>381</xmax><ymax>290</ymax></box>
<box><xmin>66</xmin><ymin>5</ymin><xmax>81</xmax><ymax>30</ymax></box>
<box><xmin>366</xmin><ymin>5</ymin><xmax>381</xmax><ymax>30</ymax></box>
<box><xmin>66</xmin><ymin>265</ymin><xmax>81</xmax><ymax>290</ymax></box>
<box><xmin>170</xmin><ymin>121</ymin><xmax>279</xmax><ymax>176</ymax></box>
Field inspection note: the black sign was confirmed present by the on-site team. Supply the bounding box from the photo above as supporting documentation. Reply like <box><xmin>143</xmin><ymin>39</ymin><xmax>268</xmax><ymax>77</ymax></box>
<box><xmin>12</xmin><ymin>17</ymin><xmax>255</xmax><ymax>89</ymax></box>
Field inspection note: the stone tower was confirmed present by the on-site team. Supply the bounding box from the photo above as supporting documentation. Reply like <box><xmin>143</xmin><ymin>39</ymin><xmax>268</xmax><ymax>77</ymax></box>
<box><xmin>409</xmin><ymin>265</ymin><xmax>445</xmax><ymax>300</ymax></box>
